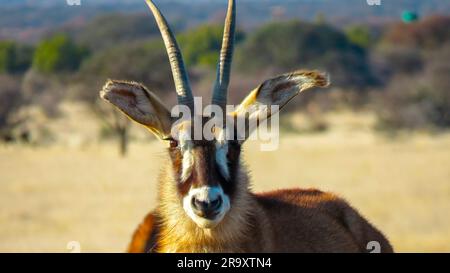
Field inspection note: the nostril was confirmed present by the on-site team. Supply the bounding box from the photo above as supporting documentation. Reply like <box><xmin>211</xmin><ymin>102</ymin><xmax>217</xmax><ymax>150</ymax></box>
<box><xmin>192</xmin><ymin>197</ymin><xmax>207</xmax><ymax>212</ymax></box>
<box><xmin>191</xmin><ymin>196</ymin><xmax>222</xmax><ymax>214</ymax></box>
<box><xmin>210</xmin><ymin>196</ymin><xmax>222</xmax><ymax>211</ymax></box>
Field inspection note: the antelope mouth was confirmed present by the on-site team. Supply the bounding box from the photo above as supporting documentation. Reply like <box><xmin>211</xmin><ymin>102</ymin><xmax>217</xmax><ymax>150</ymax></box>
<box><xmin>193</xmin><ymin>213</ymin><xmax>225</xmax><ymax>229</ymax></box>
<box><xmin>194</xmin><ymin>209</ymin><xmax>221</xmax><ymax>221</ymax></box>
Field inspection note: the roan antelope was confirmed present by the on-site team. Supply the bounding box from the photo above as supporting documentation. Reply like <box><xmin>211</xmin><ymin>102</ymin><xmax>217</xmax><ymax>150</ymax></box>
<box><xmin>100</xmin><ymin>0</ymin><xmax>393</xmax><ymax>253</ymax></box>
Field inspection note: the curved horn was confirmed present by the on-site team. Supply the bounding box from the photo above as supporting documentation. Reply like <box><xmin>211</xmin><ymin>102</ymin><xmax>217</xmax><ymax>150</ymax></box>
<box><xmin>145</xmin><ymin>0</ymin><xmax>194</xmax><ymax>110</ymax></box>
<box><xmin>212</xmin><ymin>0</ymin><xmax>236</xmax><ymax>110</ymax></box>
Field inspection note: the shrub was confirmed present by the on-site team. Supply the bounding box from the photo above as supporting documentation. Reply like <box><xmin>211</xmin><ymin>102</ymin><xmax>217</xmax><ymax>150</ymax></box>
<box><xmin>383</xmin><ymin>15</ymin><xmax>450</xmax><ymax>50</ymax></box>
<box><xmin>0</xmin><ymin>41</ymin><xmax>33</xmax><ymax>74</ymax></box>
<box><xmin>375</xmin><ymin>45</ymin><xmax>450</xmax><ymax>130</ymax></box>
<box><xmin>0</xmin><ymin>75</ymin><xmax>25</xmax><ymax>140</ymax></box>
<box><xmin>32</xmin><ymin>34</ymin><xmax>88</xmax><ymax>73</ymax></box>
<box><xmin>77</xmin><ymin>39</ymin><xmax>173</xmax><ymax>103</ymax></box>
<box><xmin>236</xmin><ymin>21</ymin><xmax>375</xmax><ymax>89</ymax></box>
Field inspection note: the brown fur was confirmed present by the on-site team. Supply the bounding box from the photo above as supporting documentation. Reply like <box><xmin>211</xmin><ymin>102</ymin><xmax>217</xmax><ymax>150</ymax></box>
<box><xmin>127</xmin><ymin>161</ymin><xmax>393</xmax><ymax>253</ymax></box>
<box><xmin>128</xmin><ymin>212</ymin><xmax>157</xmax><ymax>253</ymax></box>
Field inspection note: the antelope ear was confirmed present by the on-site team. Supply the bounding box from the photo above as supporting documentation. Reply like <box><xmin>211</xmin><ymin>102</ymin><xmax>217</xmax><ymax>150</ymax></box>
<box><xmin>231</xmin><ymin>70</ymin><xmax>329</xmax><ymax>141</ymax></box>
<box><xmin>100</xmin><ymin>80</ymin><xmax>173</xmax><ymax>139</ymax></box>
<box><xmin>234</xmin><ymin>70</ymin><xmax>329</xmax><ymax>116</ymax></box>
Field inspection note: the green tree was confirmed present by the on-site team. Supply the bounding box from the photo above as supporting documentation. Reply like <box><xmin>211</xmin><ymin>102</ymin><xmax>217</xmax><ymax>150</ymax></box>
<box><xmin>0</xmin><ymin>41</ymin><xmax>33</xmax><ymax>74</ymax></box>
<box><xmin>32</xmin><ymin>34</ymin><xmax>88</xmax><ymax>73</ymax></box>
<box><xmin>178</xmin><ymin>24</ymin><xmax>244</xmax><ymax>67</ymax></box>
<box><xmin>346</xmin><ymin>25</ymin><xmax>372</xmax><ymax>48</ymax></box>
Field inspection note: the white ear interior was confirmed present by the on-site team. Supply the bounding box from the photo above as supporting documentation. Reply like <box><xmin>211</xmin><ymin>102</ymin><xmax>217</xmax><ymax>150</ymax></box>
<box><xmin>258</xmin><ymin>71</ymin><xmax>329</xmax><ymax>107</ymax></box>
<box><xmin>100</xmin><ymin>80</ymin><xmax>160</xmax><ymax>127</ymax></box>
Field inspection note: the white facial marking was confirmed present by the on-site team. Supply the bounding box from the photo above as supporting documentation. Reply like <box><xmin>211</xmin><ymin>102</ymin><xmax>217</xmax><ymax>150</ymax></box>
<box><xmin>215</xmin><ymin>143</ymin><xmax>229</xmax><ymax>180</ymax></box>
<box><xmin>181</xmin><ymin>148</ymin><xmax>194</xmax><ymax>182</ymax></box>
<box><xmin>215</xmin><ymin>128</ymin><xmax>230</xmax><ymax>180</ymax></box>
<box><xmin>183</xmin><ymin>186</ymin><xmax>231</xmax><ymax>229</ymax></box>
<box><xmin>179</xmin><ymin>130</ymin><xmax>194</xmax><ymax>182</ymax></box>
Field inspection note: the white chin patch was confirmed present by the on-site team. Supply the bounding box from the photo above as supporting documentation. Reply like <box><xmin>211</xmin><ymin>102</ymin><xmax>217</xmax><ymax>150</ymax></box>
<box><xmin>182</xmin><ymin>186</ymin><xmax>231</xmax><ymax>229</ymax></box>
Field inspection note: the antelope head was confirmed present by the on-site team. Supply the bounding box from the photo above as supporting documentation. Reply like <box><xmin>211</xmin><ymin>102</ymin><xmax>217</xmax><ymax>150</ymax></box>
<box><xmin>100</xmin><ymin>0</ymin><xmax>329</xmax><ymax>230</ymax></box>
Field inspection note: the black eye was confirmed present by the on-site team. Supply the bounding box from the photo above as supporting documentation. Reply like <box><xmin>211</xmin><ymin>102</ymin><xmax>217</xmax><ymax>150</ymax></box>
<box><xmin>169</xmin><ymin>139</ymin><xmax>179</xmax><ymax>148</ymax></box>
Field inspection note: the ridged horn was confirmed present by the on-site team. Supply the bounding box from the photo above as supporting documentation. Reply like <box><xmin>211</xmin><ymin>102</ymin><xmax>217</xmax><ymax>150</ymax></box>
<box><xmin>145</xmin><ymin>0</ymin><xmax>194</xmax><ymax>110</ymax></box>
<box><xmin>211</xmin><ymin>0</ymin><xmax>236</xmax><ymax>111</ymax></box>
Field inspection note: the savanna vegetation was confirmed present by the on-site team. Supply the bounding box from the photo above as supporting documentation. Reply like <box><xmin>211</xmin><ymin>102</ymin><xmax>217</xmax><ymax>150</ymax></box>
<box><xmin>0</xmin><ymin>6</ymin><xmax>449</xmax><ymax>252</ymax></box>
<box><xmin>1</xmin><ymin>14</ymin><xmax>449</xmax><ymax>153</ymax></box>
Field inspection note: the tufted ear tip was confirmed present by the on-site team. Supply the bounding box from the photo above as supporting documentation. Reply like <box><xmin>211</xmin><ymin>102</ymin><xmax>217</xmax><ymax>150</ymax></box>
<box><xmin>290</xmin><ymin>70</ymin><xmax>330</xmax><ymax>92</ymax></box>
<box><xmin>99</xmin><ymin>79</ymin><xmax>115</xmax><ymax>101</ymax></box>
<box><xmin>313</xmin><ymin>71</ymin><xmax>330</xmax><ymax>88</ymax></box>
<box><xmin>100</xmin><ymin>80</ymin><xmax>150</xmax><ymax>109</ymax></box>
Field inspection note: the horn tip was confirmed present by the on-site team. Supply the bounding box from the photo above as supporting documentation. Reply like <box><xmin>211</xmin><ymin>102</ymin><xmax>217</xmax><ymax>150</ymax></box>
<box><xmin>145</xmin><ymin>0</ymin><xmax>156</xmax><ymax>9</ymax></box>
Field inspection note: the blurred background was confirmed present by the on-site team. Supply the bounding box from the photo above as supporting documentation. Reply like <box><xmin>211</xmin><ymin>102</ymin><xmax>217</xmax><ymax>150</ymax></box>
<box><xmin>0</xmin><ymin>0</ymin><xmax>450</xmax><ymax>252</ymax></box>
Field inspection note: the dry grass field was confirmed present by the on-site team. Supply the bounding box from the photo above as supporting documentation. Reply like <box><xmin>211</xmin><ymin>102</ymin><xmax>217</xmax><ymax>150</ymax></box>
<box><xmin>1</xmin><ymin>111</ymin><xmax>449</xmax><ymax>252</ymax></box>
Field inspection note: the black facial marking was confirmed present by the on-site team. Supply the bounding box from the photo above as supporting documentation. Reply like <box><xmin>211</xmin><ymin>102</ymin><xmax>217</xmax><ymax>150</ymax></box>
<box><xmin>167</xmin><ymin>146</ymin><xmax>190</xmax><ymax>196</ymax></box>
<box><xmin>219</xmin><ymin>141</ymin><xmax>241</xmax><ymax>197</ymax></box>
<box><xmin>167</xmin><ymin>139</ymin><xmax>242</xmax><ymax>200</ymax></box>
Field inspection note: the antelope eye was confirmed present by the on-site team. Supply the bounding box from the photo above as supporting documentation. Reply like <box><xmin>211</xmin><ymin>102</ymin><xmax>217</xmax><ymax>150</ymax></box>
<box><xmin>169</xmin><ymin>139</ymin><xmax>179</xmax><ymax>148</ymax></box>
